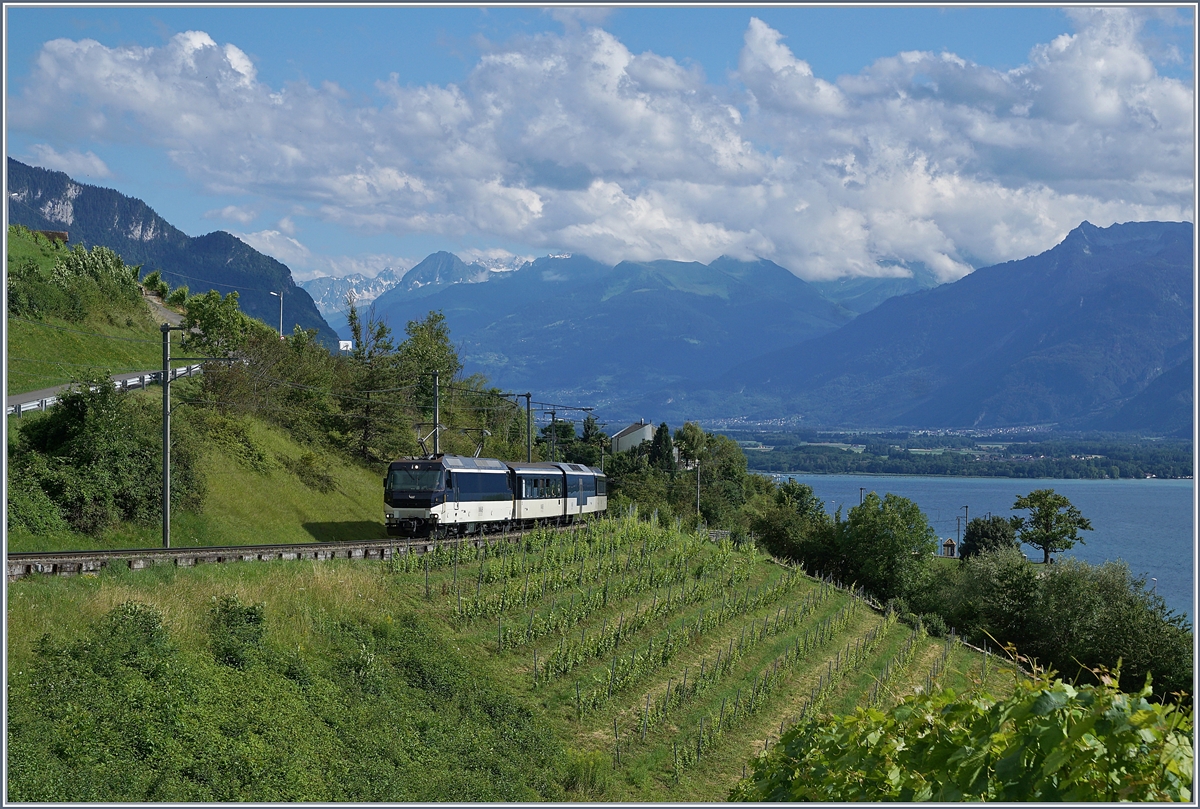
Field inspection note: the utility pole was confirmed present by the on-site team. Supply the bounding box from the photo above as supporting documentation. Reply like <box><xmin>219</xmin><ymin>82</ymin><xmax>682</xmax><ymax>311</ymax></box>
<box><xmin>962</xmin><ymin>505</ymin><xmax>969</xmax><ymax>528</ymax></box>
<box><xmin>524</xmin><ymin>393</ymin><xmax>532</xmax><ymax>462</ymax></box>
<box><xmin>433</xmin><ymin>370</ymin><xmax>440</xmax><ymax>457</ymax></box>
<box><xmin>549</xmin><ymin>410</ymin><xmax>557</xmax><ymax>462</ymax></box>
<box><xmin>696</xmin><ymin>460</ymin><xmax>701</xmax><ymax>517</ymax></box>
<box><xmin>269</xmin><ymin>290</ymin><xmax>284</xmax><ymax>337</ymax></box>
<box><xmin>859</xmin><ymin>487</ymin><xmax>865</xmax><ymax>505</ymax></box>
<box><xmin>956</xmin><ymin>515</ymin><xmax>962</xmax><ymax>543</ymax></box>
<box><xmin>160</xmin><ymin>323</ymin><xmax>189</xmax><ymax>548</ymax></box>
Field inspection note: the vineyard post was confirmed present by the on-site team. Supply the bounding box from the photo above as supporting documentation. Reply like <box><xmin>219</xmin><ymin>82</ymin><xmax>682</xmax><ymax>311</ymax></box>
<box><xmin>673</xmin><ymin>741</ymin><xmax>679</xmax><ymax>781</ymax></box>
<box><xmin>576</xmin><ymin>682</ymin><xmax>581</xmax><ymax>719</ymax></box>
<box><xmin>498</xmin><ymin>615</ymin><xmax>502</xmax><ymax>652</ymax></box>
<box><xmin>425</xmin><ymin>554</ymin><xmax>430</xmax><ymax>599</ymax></box>
<box><xmin>642</xmin><ymin>693</ymin><xmax>650</xmax><ymax>740</ymax></box>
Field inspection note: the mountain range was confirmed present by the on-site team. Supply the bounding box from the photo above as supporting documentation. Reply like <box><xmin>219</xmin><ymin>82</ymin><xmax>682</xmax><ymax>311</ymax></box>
<box><xmin>7</xmin><ymin>158</ymin><xmax>338</xmax><ymax>346</ymax></box>
<box><xmin>365</xmin><ymin>252</ymin><xmax>855</xmax><ymax>404</ymax></box>
<box><xmin>651</xmin><ymin>220</ymin><xmax>1192</xmax><ymax>436</ymax></box>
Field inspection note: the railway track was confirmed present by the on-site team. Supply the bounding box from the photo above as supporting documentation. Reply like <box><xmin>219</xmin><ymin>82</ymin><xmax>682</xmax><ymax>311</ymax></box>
<box><xmin>5</xmin><ymin>529</ymin><xmax>547</xmax><ymax>583</ymax></box>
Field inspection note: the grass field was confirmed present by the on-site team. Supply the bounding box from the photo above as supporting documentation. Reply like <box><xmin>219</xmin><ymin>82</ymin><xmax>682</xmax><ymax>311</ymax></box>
<box><xmin>6</xmin><ymin>517</ymin><xmax>1019</xmax><ymax>801</ymax></box>
<box><xmin>6</xmin><ymin>381</ymin><xmax>390</xmax><ymax>553</ymax></box>
<box><xmin>6</xmin><ymin>225</ymin><xmax>165</xmax><ymax>395</ymax></box>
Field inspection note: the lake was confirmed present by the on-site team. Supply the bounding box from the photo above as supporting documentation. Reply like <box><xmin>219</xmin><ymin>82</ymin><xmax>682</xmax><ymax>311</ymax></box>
<box><xmin>770</xmin><ymin>474</ymin><xmax>1195</xmax><ymax>621</ymax></box>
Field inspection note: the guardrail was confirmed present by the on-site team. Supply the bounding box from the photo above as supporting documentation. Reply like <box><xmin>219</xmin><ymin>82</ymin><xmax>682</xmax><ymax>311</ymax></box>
<box><xmin>6</xmin><ymin>364</ymin><xmax>203</xmax><ymax>418</ymax></box>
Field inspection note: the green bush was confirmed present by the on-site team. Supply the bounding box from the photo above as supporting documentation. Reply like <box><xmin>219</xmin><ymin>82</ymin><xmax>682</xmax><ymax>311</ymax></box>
<box><xmin>209</xmin><ymin>595</ymin><xmax>266</xmax><ymax>669</ymax></box>
<box><xmin>7</xmin><ymin>379</ymin><xmax>204</xmax><ymax>535</ymax></box>
<box><xmin>7</xmin><ymin>601</ymin><xmax>568</xmax><ymax>802</ymax></box>
<box><xmin>8</xmin><ymin>238</ymin><xmax>143</xmax><ymax>322</ymax></box>
<box><xmin>733</xmin><ymin>668</ymin><xmax>1193</xmax><ymax>802</ymax></box>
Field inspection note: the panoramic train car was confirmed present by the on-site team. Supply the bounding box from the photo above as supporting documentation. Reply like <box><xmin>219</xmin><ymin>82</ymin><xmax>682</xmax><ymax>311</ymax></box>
<box><xmin>384</xmin><ymin>454</ymin><xmax>512</xmax><ymax>537</ymax></box>
<box><xmin>552</xmin><ymin>462</ymin><xmax>607</xmax><ymax>519</ymax></box>
<box><xmin>508</xmin><ymin>461</ymin><xmax>567</xmax><ymax>527</ymax></box>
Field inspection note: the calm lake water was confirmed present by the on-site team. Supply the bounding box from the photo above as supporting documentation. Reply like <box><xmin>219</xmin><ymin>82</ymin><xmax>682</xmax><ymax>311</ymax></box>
<box><xmin>770</xmin><ymin>474</ymin><xmax>1196</xmax><ymax>621</ymax></box>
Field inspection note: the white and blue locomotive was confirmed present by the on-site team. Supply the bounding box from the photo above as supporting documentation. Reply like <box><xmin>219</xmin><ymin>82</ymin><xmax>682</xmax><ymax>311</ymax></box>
<box><xmin>384</xmin><ymin>454</ymin><xmax>607</xmax><ymax>537</ymax></box>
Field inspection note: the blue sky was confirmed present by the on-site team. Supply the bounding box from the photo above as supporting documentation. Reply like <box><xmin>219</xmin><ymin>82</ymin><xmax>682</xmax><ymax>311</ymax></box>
<box><xmin>5</xmin><ymin>6</ymin><xmax>1195</xmax><ymax>281</ymax></box>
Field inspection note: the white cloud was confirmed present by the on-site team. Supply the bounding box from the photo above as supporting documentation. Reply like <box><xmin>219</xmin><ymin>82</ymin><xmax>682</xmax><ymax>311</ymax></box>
<box><xmin>234</xmin><ymin>228</ymin><xmax>313</xmax><ymax>270</ymax></box>
<box><xmin>203</xmin><ymin>204</ymin><xmax>257</xmax><ymax>224</ymax></box>
<box><xmin>24</xmin><ymin>144</ymin><xmax>111</xmax><ymax>178</ymax></box>
<box><xmin>10</xmin><ymin>10</ymin><xmax>1193</xmax><ymax>282</ymax></box>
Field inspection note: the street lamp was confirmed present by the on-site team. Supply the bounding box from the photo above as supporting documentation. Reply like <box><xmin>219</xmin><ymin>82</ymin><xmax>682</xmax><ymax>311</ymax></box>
<box><xmin>269</xmin><ymin>290</ymin><xmax>283</xmax><ymax>337</ymax></box>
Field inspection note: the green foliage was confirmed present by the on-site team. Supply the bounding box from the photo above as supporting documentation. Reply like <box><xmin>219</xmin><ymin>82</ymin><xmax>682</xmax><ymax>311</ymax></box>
<box><xmin>959</xmin><ymin>514</ymin><xmax>1019</xmax><ymax>560</ymax></box>
<box><xmin>165</xmin><ymin>285</ymin><xmax>189</xmax><ymax>306</ymax></box>
<box><xmin>183</xmin><ymin>289</ymin><xmax>275</xmax><ymax>357</ymax></box>
<box><xmin>749</xmin><ymin>481</ymin><xmax>834</xmax><ymax>564</ymax></box>
<box><xmin>209</xmin><ymin>595</ymin><xmax>266</xmax><ymax>669</ymax></box>
<box><xmin>7</xmin><ymin>229</ymin><xmax>143</xmax><ymax>323</ymax></box>
<box><xmin>674</xmin><ymin>421</ymin><xmax>706</xmax><ymax>464</ymax></box>
<box><xmin>7</xmin><ymin>378</ymin><xmax>204</xmax><ymax>536</ymax></box>
<box><xmin>837</xmin><ymin>492</ymin><xmax>937</xmax><ymax>603</ymax></box>
<box><xmin>649</xmin><ymin>422</ymin><xmax>675</xmax><ymax>472</ymax></box>
<box><xmin>919</xmin><ymin>548</ymin><xmax>1193</xmax><ymax>697</ymax></box>
<box><xmin>7</xmin><ymin>599</ymin><xmax>567</xmax><ymax>802</ymax></box>
<box><xmin>140</xmin><ymin>269</ymin><xmax>169</xmax><ymax>298</ymax></box>
<box><xmin>1012</xmin><ymin>488</ymin><xmax>1093</xmax><ymax>563</ymax></box>
<box><xmin>733</xmin><ymin>668</ymin><xmax>1193</xmax><ymax>802</ymax></box>
<box><xmin>280</xmin><ymin>451</ymin><xmax>337</xmax><ymax>493</ymax></box>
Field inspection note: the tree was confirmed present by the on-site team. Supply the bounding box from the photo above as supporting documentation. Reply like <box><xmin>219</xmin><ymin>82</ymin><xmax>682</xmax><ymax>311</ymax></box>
<box><xmin>750</xmin><ymin>480</ymin><xmax>834</xmax><ymax>563</ymax></box>
<box><xmin>958</xmin><ymin>515</ymin><xmax>1019</xmax><ymax>560</ymax></box>
<box><xmin>1011</xmin><ymin>489</ymin><xmax>1093</xmax><ymax>564</ymax></box>
<box><xmin>840</xmin><ymin>492</ymin><xmax>937</xmax><ymax>602</ymax></box>
<box><xmin>673</xmin><ymin>421</ymin><xmax>705</xmax><ymax>466</ymax></box>
<box><xmin>647</xmin><ymin>422</ymin><xmax>675</xmax><ymax>472</ymax></box>
<box><xmin>342</xmin><ymin>300</ymin><xmax>401</xmax><ymax>461</ymax></box>
<box><xmin>733</xmin><ymin>668</ymin><xmax>1194</xmax><ymax>802</ymax></box>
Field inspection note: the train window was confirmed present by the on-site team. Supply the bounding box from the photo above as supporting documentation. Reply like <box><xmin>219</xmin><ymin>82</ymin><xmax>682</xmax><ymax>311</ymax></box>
<box><xmin>388</xmin><ymin>468</ymin><xmax>443</xmax><ymax>492</ymax></box>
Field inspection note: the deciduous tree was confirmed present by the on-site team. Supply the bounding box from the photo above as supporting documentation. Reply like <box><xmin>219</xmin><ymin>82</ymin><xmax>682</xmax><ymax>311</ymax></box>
<box><xmin>1012</xmin><ymin>488</ymin><xmax>1092</xmax><ymax>564</ymax></box>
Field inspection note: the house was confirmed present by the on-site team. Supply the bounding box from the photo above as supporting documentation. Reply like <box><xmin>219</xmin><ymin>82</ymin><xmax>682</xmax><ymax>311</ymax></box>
<box><xmin>941</xmin><ymin>537</ymin><xmax>958</xmax><ymax>558</ymax></box>
<box><xmin>612</xmin><ymin>419</ymin><xmax>655</xmax><ymax>455</ymax></box>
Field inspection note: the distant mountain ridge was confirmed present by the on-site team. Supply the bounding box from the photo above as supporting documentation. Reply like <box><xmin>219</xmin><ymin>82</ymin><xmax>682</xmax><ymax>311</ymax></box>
<box><xmin>659</xmin><ymin>220</ymin><xmax>1193</xmax><ymax>436</ymax></box>
<box><xmin>366</xmin><ymin>251</ymin><xmax>854</xmax><ymax>408</ymax></box>
<box><xmin>300</xmin><ymin>268</ymin><xmax>405</xmax><ymax>319</ymax></box>
<box><xmin>7</xmin><ymin>158</ymin><xmax>338</xmax><ymax>346</ymax></box>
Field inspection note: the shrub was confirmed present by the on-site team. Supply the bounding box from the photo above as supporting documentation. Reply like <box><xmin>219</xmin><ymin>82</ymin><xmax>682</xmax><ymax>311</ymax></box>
<box><xmin>734</xmin><ymin>667</ymin><xmax>1193</xmax><ymax>802</ymax></box>
<box><xmin>209</xmin><ymin>595</ymin><xmax>266</xmax><ymax>669</ymax></box>
<box><xmin>9</xmin><ymin>379</ymin><xmax>204</xmax><ymax>535</ymax></box>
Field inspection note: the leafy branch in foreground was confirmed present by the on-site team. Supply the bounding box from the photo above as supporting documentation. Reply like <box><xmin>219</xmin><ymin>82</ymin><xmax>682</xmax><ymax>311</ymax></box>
<box><xmin>732</xmin><ymin>664</ymin><xmax>1193</xmax><ymax>802</ymax></box>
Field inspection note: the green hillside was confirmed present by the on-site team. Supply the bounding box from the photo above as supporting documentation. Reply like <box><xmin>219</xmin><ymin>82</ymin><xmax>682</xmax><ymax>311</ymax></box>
<box><xmin>6</xmin><ymin>515</ymin><xmax>1014</xmax><ymax>801</ymax></box>
<box><xmin>6</xmin><ymin>225</ymin><xmax>166</xmax><ymax>396</ymax></box>
<box><xmin>6</xmin><ymin>380</ymin><xmax>388</xmax><ymax>553</ymax></box>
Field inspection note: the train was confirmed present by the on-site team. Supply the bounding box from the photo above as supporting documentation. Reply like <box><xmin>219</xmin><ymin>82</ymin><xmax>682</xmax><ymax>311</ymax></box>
<box><xmin>384</xmin><ymin>454</ymin><xmax>607</xmax><ymax>537</ymax></box>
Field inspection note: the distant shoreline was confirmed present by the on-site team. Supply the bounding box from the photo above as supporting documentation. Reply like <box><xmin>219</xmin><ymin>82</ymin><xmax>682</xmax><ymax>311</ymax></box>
<box><xmin>757</xmin><ymin>470</ymin><xmax>1194</xmax><ymax>482</ymax></box>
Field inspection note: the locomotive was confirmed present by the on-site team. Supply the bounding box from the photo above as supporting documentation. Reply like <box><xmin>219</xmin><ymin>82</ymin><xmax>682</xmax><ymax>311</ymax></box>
<box><xmin>384</xmin><ymin>454</ymin><xmax>607</xmax><ymax>537</ymax></box>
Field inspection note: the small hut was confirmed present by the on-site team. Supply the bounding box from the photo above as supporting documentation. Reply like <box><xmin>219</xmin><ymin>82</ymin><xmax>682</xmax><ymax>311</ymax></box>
<box><xmin>941</xmin><ymin>537</ymin><xmax>958</xmax><ymax>558</ymax></box>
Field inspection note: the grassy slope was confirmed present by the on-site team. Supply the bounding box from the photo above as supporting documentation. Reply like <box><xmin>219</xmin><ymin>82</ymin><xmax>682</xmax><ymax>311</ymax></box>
<box><xmin>7</xmin><ymin>384</ymin><xmax>388</xmax><ymax>553</ymax></box>
<box><xmin>6</xmin><ymin>228</ymin><xmax>164</xmax><ymax>395</ymax></box>
<box><xmin>7</xmin><ymin>517</ymin><xmax>1016</xmax><ymax>801</ymax></box>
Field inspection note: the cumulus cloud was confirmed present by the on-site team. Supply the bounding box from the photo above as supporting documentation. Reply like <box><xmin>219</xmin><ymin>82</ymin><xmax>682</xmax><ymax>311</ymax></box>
<box><xmin>24</xmin><ymin>144</ymin><xmax>111</xmax><ymax>178</ymax></box>
<box><xmin>9</xmin><ymin>11</ymin><xmax>1193</xmax><ymax>282</ymax></box>
<box><xmin>203</xmin><ymin>204</ymin><xmax>257</xmax><ymax>224</ymax></box>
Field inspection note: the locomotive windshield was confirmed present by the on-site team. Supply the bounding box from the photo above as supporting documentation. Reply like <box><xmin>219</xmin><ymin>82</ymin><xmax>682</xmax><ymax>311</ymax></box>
<box><xmin>387</xmin><ymin>468</ymin><xmax>443</xmax><ymax>492</ymax></box>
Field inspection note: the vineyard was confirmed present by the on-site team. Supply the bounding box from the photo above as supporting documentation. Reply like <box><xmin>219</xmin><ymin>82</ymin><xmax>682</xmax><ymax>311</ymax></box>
<box><xmin>387</xmin><ymin>513</ymin><xmax>1017</xmax><ymax>800</ymax></box>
